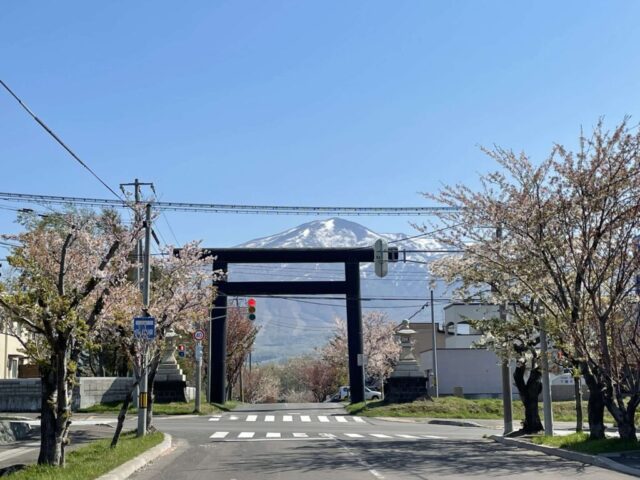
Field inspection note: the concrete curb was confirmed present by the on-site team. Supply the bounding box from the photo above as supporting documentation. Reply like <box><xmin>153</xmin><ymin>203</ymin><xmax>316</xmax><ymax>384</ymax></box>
<box><xmin>490</xmin><ymin>435</ymin><xmax>640</xmax><ymax>478</ymax></box>
<box><xmin>97</xmin><ymin>433</ymin><xmax>172</xmax><ymax>480</ymax></box>
<box><xmin>428</xmin><ymin>419</ymin><xmax>482</xmax><ymax>428</ymax></box>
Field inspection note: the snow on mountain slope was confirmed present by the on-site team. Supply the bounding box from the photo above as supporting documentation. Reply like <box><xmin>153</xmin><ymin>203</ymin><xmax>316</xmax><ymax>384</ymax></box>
<box><xmin>231</xmin><ymin>218</ymin><xmax>454</xmax><ymax>363</ymax></box>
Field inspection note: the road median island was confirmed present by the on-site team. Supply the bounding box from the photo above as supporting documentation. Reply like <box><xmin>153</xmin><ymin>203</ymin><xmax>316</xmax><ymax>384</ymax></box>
<box><xmin>6</xmin><ymin>431</ymin><xmax>167</xmax><ymax>480</ymax></box>
<box><xmin>79</xmin><ymin>399</ymin><xmax>238</xmax><ymax>416</ymax></box>
<box><xmin>491</xmin><ymin>433</ymin><xmax>640</xmax><ymax>477</ymax></box>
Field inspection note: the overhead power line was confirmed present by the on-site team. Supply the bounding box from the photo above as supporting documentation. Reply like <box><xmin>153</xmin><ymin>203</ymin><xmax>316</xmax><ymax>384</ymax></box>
<box><xmin>0</xmin><ymin>192</ymin><xmax>458</xmax><ymax>216</ymax></box>
<box><xmin>0</xmin><ymin>80</ymin><xmax>124</xmax><ymax>202</ymax></box>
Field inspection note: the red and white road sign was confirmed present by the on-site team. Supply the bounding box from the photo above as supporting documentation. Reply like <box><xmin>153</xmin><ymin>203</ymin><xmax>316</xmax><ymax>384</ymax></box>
<box><xmin>193</xmin><ymin>329</ymin><xmax>206</xmax><ymax>341</ymax></box>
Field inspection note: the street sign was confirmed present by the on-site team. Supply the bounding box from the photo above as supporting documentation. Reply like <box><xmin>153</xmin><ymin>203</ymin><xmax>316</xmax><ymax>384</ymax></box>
<box><xmin>373</xmin><ymin>239</ymin><xmax>388</xmax><ymax>278</ymax></box>
<box><xmin>193</xmin><ymin>329</ymin><xmax>205</xmax><ymax>341</ymax></box>
<box><xmin>195</xmin><ymin>342</ymin><xmax>203</xmax><ymax>361</ymax></box>
<box><xmin>133</xmin><ymin>317</ymin><xmax>156</xmax><ymax>340</ymax></box>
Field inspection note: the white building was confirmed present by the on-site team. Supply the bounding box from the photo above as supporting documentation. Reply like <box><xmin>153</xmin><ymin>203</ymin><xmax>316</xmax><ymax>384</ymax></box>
<box><xmin>0</xmin><ymin>319</ymin><xmax>28</xmax><ymax>379</ymax></box>
<box><xmin>419</xmin><ymin>303</ymin><xmax>504</xmax><ymax>397</ymax></box>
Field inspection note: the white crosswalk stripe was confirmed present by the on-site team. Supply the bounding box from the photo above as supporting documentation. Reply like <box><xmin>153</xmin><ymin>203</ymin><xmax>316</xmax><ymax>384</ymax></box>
<box><xmin>209</xmin><ymin>416</ymin><xmax>221</xmax><ymax>422</ymax></box>
<box><xmin>335</xmin><ymin>416</ymin><xmax>348</xmax><ymax>423</ymax></box>
<box><xmin>283</xmin><ymin>415</ymin><xmax>293</xmax><ymax>422</ymax></box>
<box><xmin>207</xmin><ymin>431</ymin><xmax>448</xmax><ymax>441</ymax></box>
<box><xmin>318</xmin><ymin>415</ymin><xmax>330</xmax><ymax>422</ymax></box>
<box><xmin>265</xmin><ymin>415</ymin><xmax>275</xmax><ymax>422</ymax></box>
<box><xmin>300</xmin><ymin>415</ymin><xmax>311</xmax><ymax>422</ymax></box>
<box><xmin>246</xmin><ymin>415</ymin><xmax>257</xmax><ymax>422</ymax></box>
<box><xmin>353</xmin><ymin>417</ymin><xmax>365</xmax><ymax>423</ymax></box>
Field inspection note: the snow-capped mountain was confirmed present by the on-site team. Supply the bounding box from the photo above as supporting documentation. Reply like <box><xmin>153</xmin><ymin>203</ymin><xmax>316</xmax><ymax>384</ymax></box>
<box><xmin>231</xmin><ymin>218</ymin><xmax>453</xmax><ymax>363</ymax></box>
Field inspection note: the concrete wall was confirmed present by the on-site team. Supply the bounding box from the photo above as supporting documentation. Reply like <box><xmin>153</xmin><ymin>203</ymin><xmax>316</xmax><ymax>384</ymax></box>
<box><xmin>72</xmin><ymin>377</ymin><xmax>136</xmax><ymax>410</ymax></box>
<box><xmin>0</xmin><ymin>377</ymin><xmax>136</xmax><ymax>412</ymax></box>
<box><xmin>0</xmin><ymin>378</ymin><xmax>41</xmax><ymax>411</ymax></box>
<box><xmin>420</xmin><ymin>348</ymin><xmax>503</xmax><ymax>397</ymax></box>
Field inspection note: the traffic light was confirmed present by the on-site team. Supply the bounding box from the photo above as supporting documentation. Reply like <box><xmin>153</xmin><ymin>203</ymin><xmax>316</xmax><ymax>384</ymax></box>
<box><xmin>247</xmin><ymin>298</ymin><xmax>256</xmax><ymax>321</ymax></box>
<box><xmin>178</xmin><ymin>344</ymin><xmax>185</xmax><ymax>358</ymax></box>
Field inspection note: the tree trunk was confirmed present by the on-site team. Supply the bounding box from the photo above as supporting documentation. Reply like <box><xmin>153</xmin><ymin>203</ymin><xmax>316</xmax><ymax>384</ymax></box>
<box><xmin>38</xmin><ymin>369</ymin><xmax>59</xmax><ymax>465</ymax></box>
<box><xmin>513</xmin><ymin>363</ymin><xmax>543</xmax><ymax>434</ymax></box>
<box><xmin>111</xmin><ymin>379</ymin><xmax>139</xmax><ymax>448</ymax></box>
<box><xmin>574</xmin><ymin>376</ymin><xmax>583</xmax><ymax>433</ymax></box>
<box><xmin>146</xmin><ymin>356</ymin><xmax>160</xmax><ymax>431</ymax></box>
<box><xmin>54</xmin><ymin>342</ymin><xmax>72</xmax><ymax>467</ymax></box>
<box><xmin>581</xmin><ymin>366</ymin><xmax>606</xmax><ymax>440</ymax></box>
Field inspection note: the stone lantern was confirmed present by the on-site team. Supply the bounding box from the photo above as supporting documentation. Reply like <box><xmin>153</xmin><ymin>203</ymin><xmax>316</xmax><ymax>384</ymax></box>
<box><xmin>154</xmin><ymin>328</ymin><xmax>189</xmax><ymax>403</ymax></box>
<box><xmin>384</xmin><ymin>319</ymin><xmax>430</xmax><ymax>403</ymax></box>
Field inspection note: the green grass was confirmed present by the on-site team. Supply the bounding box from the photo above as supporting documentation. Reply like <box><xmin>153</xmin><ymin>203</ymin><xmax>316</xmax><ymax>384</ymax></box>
<box><xmin>532</xmin><ymin>432</ymin><xmax>640</xmax><ymax>455</ymax></box>
<box><xmin>79</xmin><ymin>398</ymin><xmax>238</xmax><ymax>415</ymax></box>
<box><xmin>8</xmin><ymin>431</ymin><xmax>164</xmax><ymax>480</ymax></box>
<box><xmin>346</xmin><ymin>397</ymin><xmax>616</xmax><ymax>423</ymax></box>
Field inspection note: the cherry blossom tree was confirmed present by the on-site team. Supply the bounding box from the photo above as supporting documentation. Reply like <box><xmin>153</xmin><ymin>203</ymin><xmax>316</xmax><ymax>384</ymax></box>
<box><xmin>225</xmin><ymin>305</ymin><xmax>259</xmax><ymax>400</ymax></box>
<box><xmin>321</xmin><ymin>312</ymin><xmax>400</xmax><ymax>392</ymax></box>
<box><xmin>0</xmin><ymin>210</ymin><xmax>142</xmax><ymax>465</ymax></box>
<box><xmin>426</xmin><ymin>119</ymin><xmax>640</xmax><ymax>439</ymax></box>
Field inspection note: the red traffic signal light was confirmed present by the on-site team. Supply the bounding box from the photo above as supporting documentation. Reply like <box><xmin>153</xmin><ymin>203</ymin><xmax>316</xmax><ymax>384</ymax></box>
<box><xmin>247</xmin><ymin>298</ymin><xmax>256</xmax><ymax>321</ymax></box>
<box><xmin>178</xmin><ymin>344</ymin><xmax>185</xmax><ymax>352</ymax></box>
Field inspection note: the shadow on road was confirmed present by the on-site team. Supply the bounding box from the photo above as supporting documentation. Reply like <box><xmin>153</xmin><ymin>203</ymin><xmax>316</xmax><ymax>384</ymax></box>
<box><xmin>206</xmin><ymin>439</ymin><xmax>589</xmax><ymax>477</ymax></box>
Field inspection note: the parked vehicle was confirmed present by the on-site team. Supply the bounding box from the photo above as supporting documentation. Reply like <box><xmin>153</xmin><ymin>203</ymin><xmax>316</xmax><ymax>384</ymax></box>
<box><xmin>326</xmin><ymin>385</ymin><xmax>382</xmax><ymax>402</ymax></box>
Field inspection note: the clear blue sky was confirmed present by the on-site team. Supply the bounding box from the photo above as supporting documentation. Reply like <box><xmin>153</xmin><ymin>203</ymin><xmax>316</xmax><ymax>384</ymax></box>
<box><xmin>2</xmin><ymin>1</ymin><xmax>640</xmax><ymax>248</ymax></box>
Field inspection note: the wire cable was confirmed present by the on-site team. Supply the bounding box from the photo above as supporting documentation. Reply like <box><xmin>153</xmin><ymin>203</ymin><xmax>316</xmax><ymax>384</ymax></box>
<box><xmin>0</xmin><ymin>80</ymin><xmax>125</xmax><ymax>202</ymax></box>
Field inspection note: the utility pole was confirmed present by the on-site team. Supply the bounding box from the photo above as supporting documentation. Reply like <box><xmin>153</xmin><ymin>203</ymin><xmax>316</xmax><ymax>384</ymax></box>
<box><xmin>121</xmin><ymin>180</ymin><xmax>154</xmax><ymax>427</ymax></box>
<box><xmin>496</xmin><ymin>225</ymin><xmax>513</xmax><ymax>435</ymax></box>
<box><xmin>430</xmin><ymin>289</ymin><xmax>439</xmax><ymax>398</ymax></box>
<box><xmin>539</xmin><ymin>309</ymin><xmax>554</xmax><ymax>435</ymax></box>
<box><xmin>137</xmin><ymin>203</ymin><xmax>152</xmax><ymax>437</ymax></box>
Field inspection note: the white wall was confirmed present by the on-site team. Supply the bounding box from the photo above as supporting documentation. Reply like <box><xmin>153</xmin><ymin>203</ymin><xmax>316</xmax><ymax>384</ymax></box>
<box><xmin>420</xmin><ymin>348</ymin><xmax>503</xmax><ymax>396</ymax></box>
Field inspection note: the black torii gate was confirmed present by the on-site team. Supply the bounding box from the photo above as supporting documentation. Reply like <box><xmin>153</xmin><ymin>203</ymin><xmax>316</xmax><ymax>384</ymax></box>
<box><xmin>201</xmin><ymin>247</ymin><xmax>376</xmax><ymax>404</ymax></box>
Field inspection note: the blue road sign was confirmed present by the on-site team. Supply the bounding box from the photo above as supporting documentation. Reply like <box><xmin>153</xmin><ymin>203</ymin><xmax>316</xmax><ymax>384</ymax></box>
<box><xmin>133</xmin><ymin>317</ymin><xmax>156</xmax><ymax>339</ymax></box>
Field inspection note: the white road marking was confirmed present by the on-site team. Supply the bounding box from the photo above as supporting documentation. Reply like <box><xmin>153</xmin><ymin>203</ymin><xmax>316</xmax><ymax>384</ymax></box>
<box><xmin>370</xmin><ymin>433</ymin><xmax>392</xmax><ymax>438</ymax></box>
<box><xmin>369</xmin><ymin>469</ymin><xmax>385</xmax><ymax>479</ymax></box>
<box><xmin>229</xmin><ymin>415</ymin><xmax>239</xmax><ymax>420</ymax></box>
<box><xmin>292</xmin><ymin>433</ymin><xmax>308</xmax><ymax>438</ymax></box>
<box><xmin>396</xmin><ymin>434</ymin><xmax>419</xmax><ymax>439</ymax></box>
<box><xmin>210</xmin><ymin>431</ymin><xmax>229</xmax><ymax>439</ymax></box>
<box><xmin>353</xmin><ymin>417</ymin><xmax>365</xmax><ymax>423</ymax></box>
<box><xmin>209</xmin><ymin>416</ymin><xmax>221</xmax><ymax>422</ymax></box>
<box><xmin>344</xmin><ymin>433</ymin><xmax>364</xmax><ymax>438</ymax></box>
<box><xmin>266</xmin><ymin>432</ymin><xmax>281</xmax><ymax>438</ymax></box>
<box><xmin>319</xmin><ymin>433</ymin><xmax>336</xmax><ymax>438</ymax></box>
<box><xmin>246</xmin><ymin>415</ymin><xmax>257</xmax><ymax>422</ymax></box>
<box><xmin>335</xmin><ymin>416</ymin><xmax>348</xmax><ymax>423</ymax></box>
<box><xmin>300</xmin><ymin>415</ymin><xmax>311</xmax><ymax>422</ymax></box>
<box><xmin>238</xmin><ymin>432</ymin><xmax>255</xmax><ymax>438</ymax></box>
<box><xmin>422</xmin><ymin>435</ymin><xmax>445</xmax><ymax>439</ymax></box>
<box><xmin>265</xmin><ymin>415</ymin><xmax>275</xmax><ymax>422</ymax></box>
<box><xmin>283</xmin><ymin>415</ymin><xmax>293</xmax><ymax>422</ymax></box>
<box><xmin>318</xmin><ymin>415</ymin><xmax>330</xmax><ymax>422</ymax></box>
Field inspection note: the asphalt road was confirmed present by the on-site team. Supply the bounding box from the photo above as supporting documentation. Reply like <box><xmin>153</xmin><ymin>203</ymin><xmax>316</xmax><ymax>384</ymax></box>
<box><xmin>131</xmin><ymin>403</ymin><xmax>636</xmax><ymax>480</ymax></box>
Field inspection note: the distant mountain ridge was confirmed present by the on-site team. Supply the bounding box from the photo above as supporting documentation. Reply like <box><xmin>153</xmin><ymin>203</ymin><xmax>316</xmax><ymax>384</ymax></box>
<box><xmin>231</xmin><ymin>218</ymin><xmax>450</xmax><ymax>363</ymax></box>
